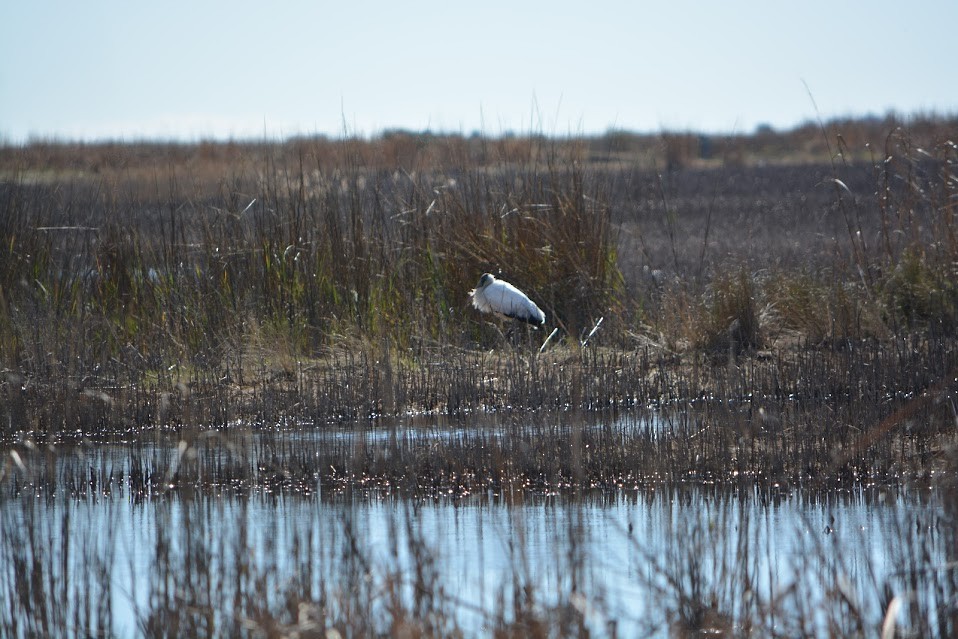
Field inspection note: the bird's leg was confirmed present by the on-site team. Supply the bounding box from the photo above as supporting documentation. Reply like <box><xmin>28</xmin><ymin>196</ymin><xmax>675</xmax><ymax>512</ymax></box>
<box><xmin>523</xmin><ymin>323</ymin><xmax>538</xmax><ymax>349</ymax></box>
<box><xmin>486</xmin><ymin>321</ymin><xmax>508</xmax><ymax>347</ymax></box>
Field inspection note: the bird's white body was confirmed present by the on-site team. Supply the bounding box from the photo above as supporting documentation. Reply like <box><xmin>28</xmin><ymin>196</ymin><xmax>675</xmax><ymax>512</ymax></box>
<box><xmin>469</xmin><ymin>273</ymin><xmax>545</xmax><ymax>325</ymax></box>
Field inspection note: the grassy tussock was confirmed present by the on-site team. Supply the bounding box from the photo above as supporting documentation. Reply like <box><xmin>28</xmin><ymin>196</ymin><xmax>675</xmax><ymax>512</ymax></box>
<box><xmin>656</xmin><ymin>269</ymin><xmax>762</xmax><ymax>357</ymax></box>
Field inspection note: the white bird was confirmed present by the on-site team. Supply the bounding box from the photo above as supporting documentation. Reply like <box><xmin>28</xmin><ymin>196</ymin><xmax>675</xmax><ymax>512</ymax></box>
<box><xmin>469</xmin><ymin>273</ymin><xmax>545</xmax><ymax>326</ymax></box>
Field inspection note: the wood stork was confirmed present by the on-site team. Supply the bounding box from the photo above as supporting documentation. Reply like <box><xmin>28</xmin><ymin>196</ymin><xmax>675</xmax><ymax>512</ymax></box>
<box><xmin>469</xmin><ymin>273</ymin><xmax>546</xmax><ymax>326</ymax></box>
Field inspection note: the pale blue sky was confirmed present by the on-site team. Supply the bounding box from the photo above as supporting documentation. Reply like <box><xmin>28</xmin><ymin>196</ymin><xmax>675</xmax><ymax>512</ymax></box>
<box><xmin>2</xmin><ymin>1</ymin><xmax>956</xmax><ymax>143</ymax></box>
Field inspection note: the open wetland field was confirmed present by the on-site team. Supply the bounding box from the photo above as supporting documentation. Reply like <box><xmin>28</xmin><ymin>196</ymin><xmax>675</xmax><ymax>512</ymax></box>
<box><xmin>1</xmin><ymin>116</ymin><xmax>957</xmax><ymax>637</ymax></box>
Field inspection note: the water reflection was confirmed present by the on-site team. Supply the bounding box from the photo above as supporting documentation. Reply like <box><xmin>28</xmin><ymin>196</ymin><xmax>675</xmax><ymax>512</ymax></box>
<box><xmin>1</xmin><ymin>474</ymin><xmax>950</xmax><ymax>637</ymax></box>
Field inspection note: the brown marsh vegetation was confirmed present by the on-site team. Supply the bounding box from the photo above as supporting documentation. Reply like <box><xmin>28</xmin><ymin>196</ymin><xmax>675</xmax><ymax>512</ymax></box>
<box><xmin>1</xmin><ymin>113</ymin><xmax>957</xmax><ymax>637</ymax></box>
<box><xmin>1</xmin><ymin>115</ymin><xmax>956</xmax><ymax>469</ymax></box>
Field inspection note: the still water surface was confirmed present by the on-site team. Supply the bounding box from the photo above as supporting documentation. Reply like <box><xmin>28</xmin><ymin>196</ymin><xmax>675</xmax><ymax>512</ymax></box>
<box><xmin>0</xmin><ymin>422</ymin><xmax>950</xmax><ymax>637</ymax></box>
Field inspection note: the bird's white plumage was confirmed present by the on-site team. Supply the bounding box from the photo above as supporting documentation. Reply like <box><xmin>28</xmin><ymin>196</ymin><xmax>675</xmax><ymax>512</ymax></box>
<box><xmin>469</xmin><ymin>273</ymin><xmax>545</xmax><ymax>325</ymax></box>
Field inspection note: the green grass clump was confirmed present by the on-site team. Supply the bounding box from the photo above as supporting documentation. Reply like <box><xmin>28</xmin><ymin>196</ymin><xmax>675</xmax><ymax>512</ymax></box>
<box><xmin>764</xmin><ymin>272</ymin><xmax>887</xmax><ymax>346</ymax></box>
<box><xmin>652</xmin><ymin>269</ymin><xmax>760</xmax><ymax>359</ymax></box>
<box><xmin>700</xmin><ymin>269</ymin><xmax>762</xmax><ymax>356</ymax></box>
<box><xmin>880</xmin><ymin>248</ymin><xmax>958</xmax><ymax>331</ymax></box>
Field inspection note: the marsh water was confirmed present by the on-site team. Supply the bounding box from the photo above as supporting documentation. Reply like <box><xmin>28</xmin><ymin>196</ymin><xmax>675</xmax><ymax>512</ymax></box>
<box><xmin>1</xmin><ymin>413</ymin><xmax>953</xmax><ymax>637</ymax></box>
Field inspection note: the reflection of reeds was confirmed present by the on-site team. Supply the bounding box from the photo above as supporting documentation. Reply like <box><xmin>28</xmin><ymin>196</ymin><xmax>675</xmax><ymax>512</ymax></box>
<box><xmin>0</xmin><ymin>496</ymin><xmax>117</xmax><ymax>637</ymax></box>
<box><xmin>2</xmin><ymin>483</ymin><xmax>954</xmax><ymax>637</ymax></box>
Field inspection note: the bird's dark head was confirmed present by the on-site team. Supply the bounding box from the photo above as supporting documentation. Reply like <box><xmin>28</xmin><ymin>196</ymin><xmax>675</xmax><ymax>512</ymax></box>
<box><xmin>477</xmin><ymin>273</ymin><xmax>494</xmax><ymax>289</ymax></box>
